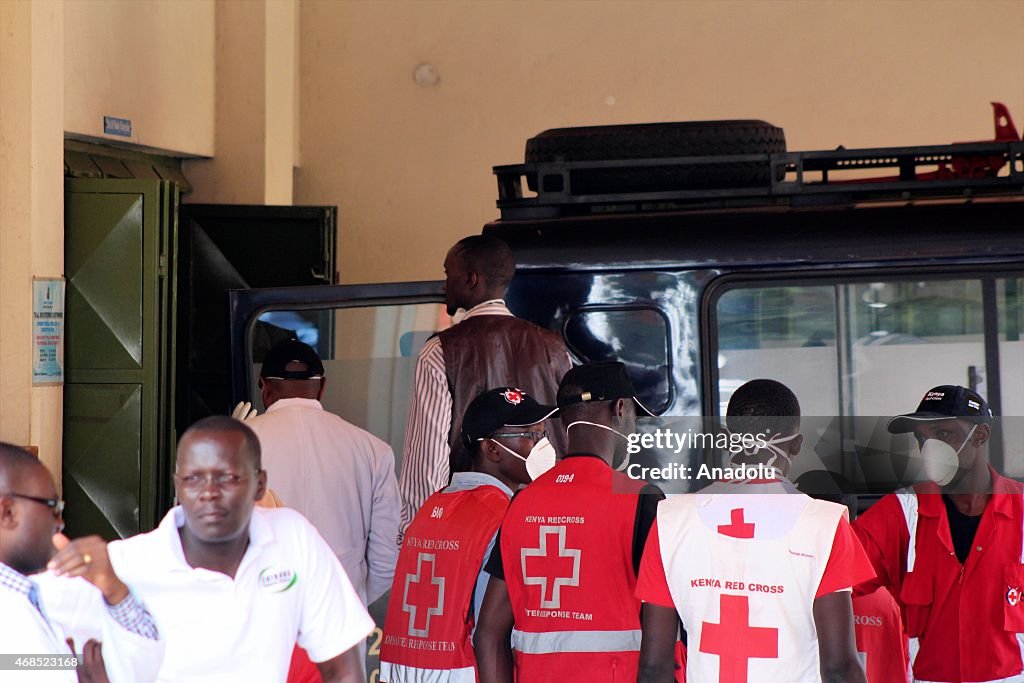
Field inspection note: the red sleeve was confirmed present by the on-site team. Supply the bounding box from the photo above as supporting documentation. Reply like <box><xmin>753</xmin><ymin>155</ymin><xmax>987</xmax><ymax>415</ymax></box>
<box><xmin>816</xmin><ymin>515</ymin><xmax>877</xmax><ymax>598</ymax></box>
<box><xmin>635</xmin><ymin>520</ymin><xmax>676</xmax><ymax>608</ymax></box>
<box><xmin>286</xmin><ymin>645</ymin><xmax>323</xmax><ymax>683</ymax></box>
<box><xmin>851</xmin><ymin>494</ymin><xmax>908</xmax><ymax>598</ymax></box>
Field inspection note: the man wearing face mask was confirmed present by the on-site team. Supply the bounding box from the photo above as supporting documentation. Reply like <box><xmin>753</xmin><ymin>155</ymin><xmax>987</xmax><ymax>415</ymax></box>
<box><xmin>853</xmin><ymin>385</ymin><xmax>1024</xmax><ymax>683</ymax></box>
<box><xmin>398</xmin><ymin>235</ymin><xmax>572</xmax><ymax>540</ymax></box>
<box><xmin>636</xmin><ymin>379</ymin><xmax>872</xmax><ymax>683</ymax></box>
<box><xmin>380</xmin><ymin>387</ymin><xmax>556</xmax><ymax>683</ymax></box>
<box><xmin>474</xmin><ymin>362</ymin><xmax>664</xmax><ymax>683</ymax></box>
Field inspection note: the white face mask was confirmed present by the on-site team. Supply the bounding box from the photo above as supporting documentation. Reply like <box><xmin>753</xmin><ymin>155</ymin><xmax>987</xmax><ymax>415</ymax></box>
<box><xmin>920</xmin><ymin>424</ymin><xmax>977</xmax><ymax>486</ymax></box>
<box><xmin>565</xmin><ymin>420</ymin><xmax>632</xmax><ymax>471</ymax></box>
<box><xmin>729</xmin><ymin>431</ymin><xmax>799</xmax><ymax>475</ymax></box>
<box><xmin>491</xmin><ymin>437</ymin><xmax>557</xmax><ymax>481</ymax></box>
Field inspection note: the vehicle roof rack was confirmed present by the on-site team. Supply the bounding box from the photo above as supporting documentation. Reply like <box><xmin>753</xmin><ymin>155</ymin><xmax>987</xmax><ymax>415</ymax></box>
<box><xmin>494</xmin><ymin>140</ymin><xmax>1024</xmax><ymax>220</ymax></box>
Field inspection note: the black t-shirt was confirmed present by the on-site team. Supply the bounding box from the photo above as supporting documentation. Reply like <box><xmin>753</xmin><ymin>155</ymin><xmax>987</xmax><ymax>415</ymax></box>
<box><xmin>484</xmin><ymin>453</ymin><xmax>664</xmax><ymax>579</ymax></box>
<box><xmin>943</xmin><ymin>494</ymin><xmax>983</xmax><ymax>564</ymax></box>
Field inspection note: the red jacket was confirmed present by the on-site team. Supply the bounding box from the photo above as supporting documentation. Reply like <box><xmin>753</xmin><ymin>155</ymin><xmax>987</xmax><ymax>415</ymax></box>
<box><xmin>500</xmin><ymin>456</ymin><xmax>646</xmax><ymax>683</ymax></box>
<box><xmin>854</xmin><ymin>466</ymin><xmax>1024</xmax><ymax>682</ymax></box>
<box><xmin>853</xmin><ymin>587</ymin><xmax>908</xmax><ymax>683</ymax></box>
<box><xmin>381</xmin><ymin>482</ymin><xmax>510</xmax><ymax>681</ymax></box>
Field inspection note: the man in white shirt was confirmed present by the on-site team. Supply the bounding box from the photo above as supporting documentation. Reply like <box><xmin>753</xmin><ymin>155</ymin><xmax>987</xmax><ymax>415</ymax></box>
<box><xmin>247</xmin><ymin>338</ymin><xmax>400</xmax><ymax>606</ymax></box>
<box><xmin>107</xmin><ymin>416</ymin><xmax>374</xmax><ymax>683</ymax></box>
<box><xmin>398</xmin><ymin>235</ymin><xmax>572</xmax><ymax>536</ymax></box>
<box><xmin>0</xmin><ymin>442</ymin><xmax>164</xmax><ymax>683</ymax></box>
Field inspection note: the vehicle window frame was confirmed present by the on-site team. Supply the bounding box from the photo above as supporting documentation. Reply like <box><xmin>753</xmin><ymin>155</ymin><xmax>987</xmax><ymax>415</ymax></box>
<box><xmin>702</xmin><ymin>265</ymin><xmax>1021</xmax><ymax>471</ymax></box>
<box><xmin>563</xmin><ymin>303</ymin><xmax>675</xmax><ymax>415</ymax></box>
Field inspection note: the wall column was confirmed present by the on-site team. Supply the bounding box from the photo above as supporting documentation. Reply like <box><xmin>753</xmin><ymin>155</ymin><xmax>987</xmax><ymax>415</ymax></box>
<box><xmin>0</xmin><ymin>0</ymin><xmax>65</xmax><ymax>478</ymax></box>
<box><xmin>186</xmin><ymin>0</ymin><xmax>296</xmax><ymax>205</ymax></box>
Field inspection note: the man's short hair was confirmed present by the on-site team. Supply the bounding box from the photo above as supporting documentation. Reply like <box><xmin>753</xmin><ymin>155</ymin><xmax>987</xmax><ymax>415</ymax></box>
<box><xmin>453</xmin><ymin>235</ymin><xmax>515</xmax><ymax>290</ymax></box>
<box><xmin>726</xmin><ymin>378</ymin><xmax>801</xmax><ymax>437</ymax></box>
<box><xmin>0</xmin><ymin>442</ymin><xmax>42</xmax><ymax>492</ymax></box>
<box><xmin>182</xmin><ymin>416</ymin><xmax>262</xmax><ymax>470</ymax></box>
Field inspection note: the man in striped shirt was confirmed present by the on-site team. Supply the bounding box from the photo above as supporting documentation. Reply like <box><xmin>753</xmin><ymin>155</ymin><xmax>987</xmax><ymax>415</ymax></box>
<box><xmin>398</xmin><ymin>235</ymin><xmax>572</xmax><ymax>538</ymax></box>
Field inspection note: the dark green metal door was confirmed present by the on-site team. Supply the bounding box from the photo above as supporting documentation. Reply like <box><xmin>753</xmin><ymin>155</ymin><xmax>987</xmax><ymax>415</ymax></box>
<box><xmin>63</xmin><ymin>178</ymin><xmax>177</xmax><ymax>539</ymax></box>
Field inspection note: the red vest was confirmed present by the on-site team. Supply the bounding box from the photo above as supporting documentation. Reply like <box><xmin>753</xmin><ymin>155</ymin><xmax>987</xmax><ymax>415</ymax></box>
<box><xmin>380</xmin><ymin>483</ymin><xmax>510</xmax><ymax>682</ymax></box>
<box><xmin>500</xmin><ymin>456</ymin><xmax>645</xmax><ymax>683</ymax></box>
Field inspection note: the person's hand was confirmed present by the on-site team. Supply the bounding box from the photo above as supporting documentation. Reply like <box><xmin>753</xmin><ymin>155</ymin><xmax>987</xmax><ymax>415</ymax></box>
<box><xmin>48</xmin><ymin>534</ymin><xmax>129</xmax><ymax>605</ymax></box>
<box><xmin>68</xmin><ymin>637</ymin><xmax>110</xmax><ymax>683</ymax></box>
<box><xmin>231</xmin><ymin>401</ymin><xmax>258</xmax><ymax>421</ymax></box>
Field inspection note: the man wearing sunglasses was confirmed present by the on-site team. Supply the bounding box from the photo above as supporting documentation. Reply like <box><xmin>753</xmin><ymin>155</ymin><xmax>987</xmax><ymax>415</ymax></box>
<box><xmin>0</xmin><ymin>442</ymin><xmax>164</xmax><ymax>682</ymax></box>
<box><xmin>379</xmin><ymin>387</ymin><xmax>556</xmax><ymax>683</ymax></box>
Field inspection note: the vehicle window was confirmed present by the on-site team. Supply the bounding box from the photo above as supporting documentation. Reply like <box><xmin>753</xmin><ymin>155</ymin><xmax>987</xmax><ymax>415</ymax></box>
<box><xmin>250</xmin><ymin>303</ymin><xmax>449</xmax><ymax>469</ymax></box>
<box><xmin>565</xmin><ymin>306</ymin><xmax>671</xmax><ymax>414</ymax></box>
<box><xmin>711</xmin><ymin>276</ymin><xmax>1021</xmax><ymax>484</ymax></box>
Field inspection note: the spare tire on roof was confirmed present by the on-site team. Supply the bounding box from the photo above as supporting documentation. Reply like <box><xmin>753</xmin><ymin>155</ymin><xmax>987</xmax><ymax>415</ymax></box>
<box><xmin>524</xmin><ymin>120</ymin><xmax>786</xmax><ymax>195</ymax></box>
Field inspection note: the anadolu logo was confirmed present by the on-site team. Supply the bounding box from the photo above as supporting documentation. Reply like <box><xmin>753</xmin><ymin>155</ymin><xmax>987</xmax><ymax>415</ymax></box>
<box><xmin>259</xmin><ymin>566</ymin><xmax>298</xmax><ymax>593</ymax></box>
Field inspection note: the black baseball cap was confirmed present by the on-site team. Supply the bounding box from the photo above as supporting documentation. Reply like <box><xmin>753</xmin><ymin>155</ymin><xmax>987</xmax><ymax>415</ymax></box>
<box><xmin>887</xmin><ymin>385</ymin><xmax>993</xmax><ymax>434</ymax></box>
<box><xmin>556</xmin><ymin>361</ymin><xmax>655</xmax><ymax>416</ymax></box>
<box><xmin>462</xmin><ymin>387</ymin><xmax>558</xmax><ymax>446</ymax></box>
<box><xmin>260</xmin><ymin>339</ymin><xmax>325</xmax><ymax>380</ymax></box>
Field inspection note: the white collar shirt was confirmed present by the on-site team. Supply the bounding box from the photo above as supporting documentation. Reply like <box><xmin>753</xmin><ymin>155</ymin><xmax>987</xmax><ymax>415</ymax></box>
<box><xmin>0</xmin><ymin>562</ymin><xmax>164</xmax><ymax>683</ymax></box>
<box><xmin>247</xmin><ymin>397</ymin><xmax>401</xmax><ymax>605</ymax></box>
<box><xmin>107</xmin><ymin>506</ymin><xmax>374</xmax><ymax>682</ymax></box>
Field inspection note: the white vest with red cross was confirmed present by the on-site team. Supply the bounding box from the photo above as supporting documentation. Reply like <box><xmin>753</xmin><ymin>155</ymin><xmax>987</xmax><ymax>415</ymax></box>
<box><xmin>380</xmin><ymin>484</ymin><xmax>510</xmax><ymax>683</ymax></box>
<box><xmin>656</xmin><ymin>481</ymin><xmax>845</xmax><ymax>683</ymax></box>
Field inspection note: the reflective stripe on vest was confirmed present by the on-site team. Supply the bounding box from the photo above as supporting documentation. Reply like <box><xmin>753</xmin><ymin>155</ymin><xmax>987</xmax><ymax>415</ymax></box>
<box><xmin>378</xmin><ymin>662</ymin><xmax>475</xmax><ymax>683</ymax></box>
<box><xmin>511</xmin><ymin>628</ymin><xmax>642</xmax><ymax>655</ymax></box>
<box><xmin>897</xmin><ymin>488</ymin><xmax>1024</xmax><ymax>570</ymax></box>
<box><xmin>896</xmin><ymin>487</ymin><xmax>919</xmax><ymax>572</ymax></box>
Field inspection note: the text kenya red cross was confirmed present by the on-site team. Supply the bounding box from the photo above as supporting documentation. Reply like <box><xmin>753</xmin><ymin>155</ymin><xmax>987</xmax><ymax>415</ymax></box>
<box><xmin>700</xmin><ymin>594</ymin><xmax>778</xmax><ymax>683</ymax></box>
<box><xmin>407</xmin><ymin>558</ymin><xmax>442</xmax><ymax>632</ymax></box>
<box><xmin>717</xmin><ymin>508</ymin><xmax>755</xmax><ymax>538</ymax></box>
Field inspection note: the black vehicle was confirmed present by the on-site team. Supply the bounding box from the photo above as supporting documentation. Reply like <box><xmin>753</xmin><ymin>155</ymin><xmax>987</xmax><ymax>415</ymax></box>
<box><xmin>227</xmin><ymin>104</ymin><xmax>1024</xmax><ymax>678</ymax></box>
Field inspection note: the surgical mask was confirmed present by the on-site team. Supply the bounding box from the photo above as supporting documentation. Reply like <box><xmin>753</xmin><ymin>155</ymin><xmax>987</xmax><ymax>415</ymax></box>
<box><xmin>920</xmin><ymin>424</ymin><xmax>977</xmax><ymax>486</ymax></box>
<box><xmin>451</xmin><ymin>307</ymin><xmax>468</xmax><ymax>324</ymax></box>
<box><xmin>491</xmin><ymin>437</ymin><xmax>557</xmax><ymax>480</ymax></box>
<box><xmin>729</xmin><ymin>431</ymin><xmax>799</xmax><ymax>475</ymax></box>
<box><xmin>566</xmin><ymin>420</ymin><xmax>632</xmax><ymax>471</ymax></box>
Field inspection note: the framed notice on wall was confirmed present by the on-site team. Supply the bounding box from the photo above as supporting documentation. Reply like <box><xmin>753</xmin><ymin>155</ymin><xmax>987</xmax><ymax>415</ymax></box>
<box><xmin>32</xmin><ymin>277</ymin><xmax>65</xmax><ymax>385</ymax></box>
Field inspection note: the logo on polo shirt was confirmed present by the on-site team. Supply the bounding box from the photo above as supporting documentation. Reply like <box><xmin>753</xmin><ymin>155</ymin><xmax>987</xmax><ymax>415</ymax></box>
<box><xmin>1008</xmin><ymin>585</ymin><xmax>1021</xmax><ymax>607</ymax></box>
<box><xmin>259</xmin><ymin>565</ymin><xmax>298</xmax><ymax>593</ymax></box>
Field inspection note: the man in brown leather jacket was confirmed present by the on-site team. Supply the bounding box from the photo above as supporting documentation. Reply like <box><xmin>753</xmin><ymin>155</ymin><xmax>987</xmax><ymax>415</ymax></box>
<box><xmin>397</xmin><ymin>235</ymin><xmax>572</xmax><ymax>538</ymax></box>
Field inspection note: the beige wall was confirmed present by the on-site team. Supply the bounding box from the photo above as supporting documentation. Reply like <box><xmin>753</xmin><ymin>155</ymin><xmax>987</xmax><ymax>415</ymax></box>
<box><xmin>296</xmin><ymin>0</ymin><xmax>1024</xmax><ymax>285</ymax></box>
<box><xmin>185</xmin><ymin>0</ymin><xmax>297</xmax><ymax>204</ymax></box>
<box><xmin>1</xmin><ymin>0</ymin><xmax>65</xmax><ymax>478</ymax></box>
<box><xmin>64</xmin><ymin>0</ymin><xmax>214</xmax><ymax>156</ymax></box>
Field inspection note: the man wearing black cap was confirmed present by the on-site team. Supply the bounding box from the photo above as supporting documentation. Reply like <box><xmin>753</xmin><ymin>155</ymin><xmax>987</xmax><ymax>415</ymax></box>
<box><xmin>379</xmin><ymin>387</ymin><xmax>555</xmax><ymax>683</ymax></box>
<box><xmin>853</xmin><ymin>385</ymin><xmax>1024</xmax><ymax>683</ymax></box>
<box><xmin>474</xmin><ymin>361</ymin><xmax>664</xmax><ymax>683</ymax></box>
<box><xmin>246</xmin><ymin>339</ymin><xmax>401</xmax><ymax>607</ymax></box>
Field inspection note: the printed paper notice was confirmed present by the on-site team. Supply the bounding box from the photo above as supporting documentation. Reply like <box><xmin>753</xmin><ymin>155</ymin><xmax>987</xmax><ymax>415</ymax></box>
<box><xmin>33</xmin><ymin>278</ymin><xmax>65</xmax><ymax>385</ymax></box>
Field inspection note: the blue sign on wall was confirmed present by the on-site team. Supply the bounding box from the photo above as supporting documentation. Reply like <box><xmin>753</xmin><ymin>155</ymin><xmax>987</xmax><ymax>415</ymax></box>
<box><xmin>103</xmin><ymin>116</ymin><xmax>133</xmax><ymax>138</ymax></box>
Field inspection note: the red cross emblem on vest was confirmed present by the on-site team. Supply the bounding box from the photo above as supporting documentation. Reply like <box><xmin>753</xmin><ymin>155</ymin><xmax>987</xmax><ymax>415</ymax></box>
<box><xmin>700</xmin><ymin>594</ymin><xmax>778</xmax><ymax>683</ymax></box>
<box><xmin>520</xmin><ymin>525</ymin><xmax>581</xmax><ymax>609</ymax></box>
<box><xmin>402</xmin><ymin>553</ymin><xmax>446</xmax><ymax>637</ymax></box>
<box><xmin>718</xmin><ymin>508</ymin><xmax>756</xmax><ymax>539</ymax></box>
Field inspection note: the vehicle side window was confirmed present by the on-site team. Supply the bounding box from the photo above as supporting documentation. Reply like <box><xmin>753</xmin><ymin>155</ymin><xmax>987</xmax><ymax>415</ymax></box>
<box><xmin>565</xmin><ymin>306</ymin><xmax>672</xmax><ymax>415</ymax></box>
<box><xmin>712</xmin><ymin>276</ymin><xmax>1024</xmax><ymax>481</ymax></box>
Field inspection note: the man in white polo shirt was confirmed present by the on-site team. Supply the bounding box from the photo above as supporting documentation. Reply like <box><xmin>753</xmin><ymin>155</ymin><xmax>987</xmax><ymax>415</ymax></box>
<box><xmin>108</xmin><ymin>416</ymin><xmax>374</xmax><ymax>682</ymax></box>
